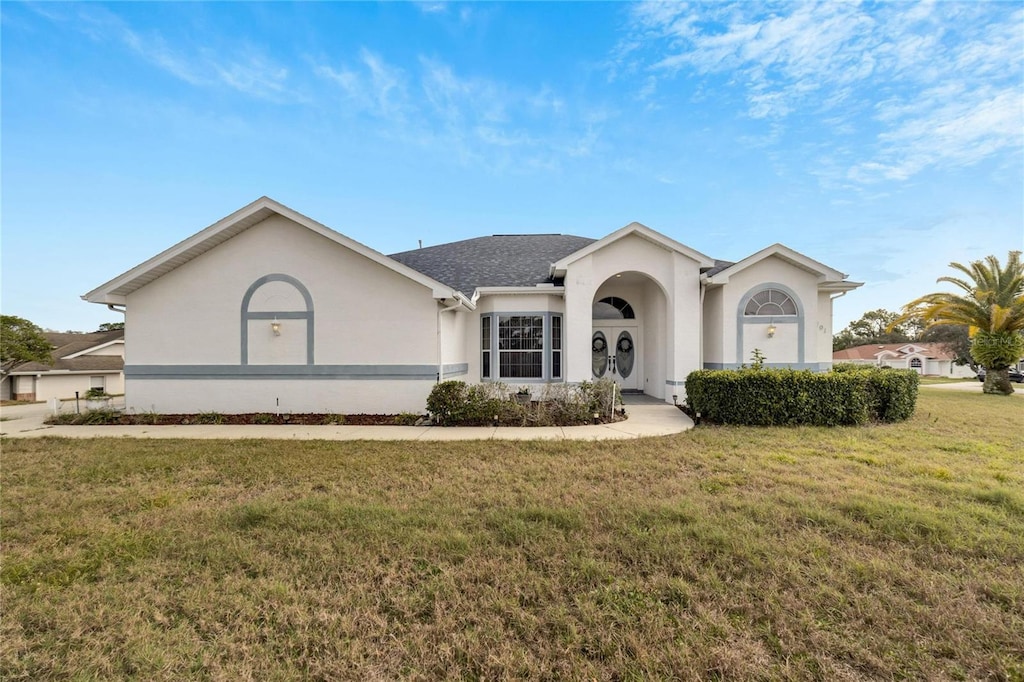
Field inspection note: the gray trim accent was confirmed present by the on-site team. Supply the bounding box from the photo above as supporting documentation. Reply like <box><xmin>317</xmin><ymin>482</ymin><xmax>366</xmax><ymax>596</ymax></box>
<box><xmin>736</xmin><ymin>282</ymin><xmax>804</xmax><ymax>365</ymax></box>
<box><xmin>702</xmin><ymin>362</ymin><xmax>831</xmax><ymax>371</ymax></box>
<box><xmin>126</xmin><ymin>363</ymin><xmax>466</xmax><ymax>380</ymax></box>
<box><xmin>241</xmin><ymin>274</ymin><xmax>314</xmax><ymax>365</ymax></box>
<box><xmin>665</xmin><ymin>379</ymin><xmax>687</xmax><ymax>386</ymax></box>
<box><xmin>441</xmin><ymin>363</ymin><xmax>469</xmax><ymax>379</ymax></box>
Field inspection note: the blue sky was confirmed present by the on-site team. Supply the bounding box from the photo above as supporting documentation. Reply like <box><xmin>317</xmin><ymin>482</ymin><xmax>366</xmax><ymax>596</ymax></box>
<box><xmin>2</xmin><ymin>1</ymin><xmax>1022</xmax><ymax>333</ymax></box>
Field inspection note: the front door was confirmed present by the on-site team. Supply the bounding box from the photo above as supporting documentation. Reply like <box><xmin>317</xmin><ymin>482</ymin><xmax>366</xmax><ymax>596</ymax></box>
<box><xmin>592</xmin><ymin>327</ymin><xmax>639</xmax><ymax>390</ymax></box>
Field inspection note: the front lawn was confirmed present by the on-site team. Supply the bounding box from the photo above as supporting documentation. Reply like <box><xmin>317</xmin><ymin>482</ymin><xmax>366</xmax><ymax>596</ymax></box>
<box><xmin>2</xmin><ymin>391</ymin><xmax>1022</xmax><ymax>680</ymax></box>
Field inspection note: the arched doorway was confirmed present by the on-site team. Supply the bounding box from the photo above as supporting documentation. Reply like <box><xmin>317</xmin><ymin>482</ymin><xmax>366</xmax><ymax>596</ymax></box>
<box><xmin>592</xmin><ymin>295</ymin><xmax>640</xmax><ymax>390</ymax></box>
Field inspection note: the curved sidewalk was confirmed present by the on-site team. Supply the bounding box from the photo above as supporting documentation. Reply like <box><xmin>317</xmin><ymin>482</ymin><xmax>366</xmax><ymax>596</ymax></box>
<box><xmin>0</xmin><ymin>402</ymin><xmax>693</xmax><ymax>441</ymax></box>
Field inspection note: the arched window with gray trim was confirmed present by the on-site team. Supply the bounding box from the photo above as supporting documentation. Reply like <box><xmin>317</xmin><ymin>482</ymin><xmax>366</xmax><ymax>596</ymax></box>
<box><xmin>241</xmin><ymin>274</ymin><xmax>314</xmax><ymax>365</ymax></box>
<box><xmin>743</xmin><ymin>288</ymin><xmax>797</xmax><ymax>316</ymax></box>
<box><xmin>736</xmin><ymin>283</ymin><xmax>804</xmax><ymax>365</ymax></box>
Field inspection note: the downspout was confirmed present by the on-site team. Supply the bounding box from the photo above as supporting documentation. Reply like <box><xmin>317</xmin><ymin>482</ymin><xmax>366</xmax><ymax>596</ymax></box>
<box><xmin>698</xmin><ymin>279</ymin><xmax>708</xmax><ymax>370</ymax></box>
<box><xmin>436</xmin><ymin>298</ymin><xmax>462</xmax><ymax>382</ymax></box>
<box><xmin>107</xmin><ymin>304</ymin><xmax>126</xmax><ymax>314</ymax></box>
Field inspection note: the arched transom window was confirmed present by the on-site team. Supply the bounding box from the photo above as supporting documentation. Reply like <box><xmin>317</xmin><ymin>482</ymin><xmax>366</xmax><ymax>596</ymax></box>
<box><xmin>593</xmin><ymin>296</ymin><xmax>635</xmax><ymax>320</ymax></box>
<box><xmin>743</xmin><ymin>288</ymin><xmax>797</xmax><ymax>316</ymax></box>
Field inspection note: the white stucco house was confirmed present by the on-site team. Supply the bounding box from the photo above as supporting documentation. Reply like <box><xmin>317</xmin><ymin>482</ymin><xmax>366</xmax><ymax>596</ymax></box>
<box><xmin>833</xmin><ymin>342</ymin><xmax>976</xmax><ymax>378</ymax></box>
<box><xmin>83</xmin><ymin>197</ymin><xmax>862</xmax><ymax>414</ymax></box>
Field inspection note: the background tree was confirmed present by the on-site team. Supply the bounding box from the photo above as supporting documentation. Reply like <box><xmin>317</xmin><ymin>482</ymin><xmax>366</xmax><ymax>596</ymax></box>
<box><xmin>833</xmin><ymin>308</ymin><xmax>921</xmax><ymax>351</ymax></box>
<box><xmin>894</xmin><ymin>251</ymin><xmax>1024</xmax><ymax>395</ymax></box>
<box><xmin>97</xmin><ymin>322</ymin><xmax>125</xmax><ymax>331</ymax></box>
<box><xmin>1</xmin><ymin>315</ymin><xmax>53</xmax><ymax>372</ymax></box>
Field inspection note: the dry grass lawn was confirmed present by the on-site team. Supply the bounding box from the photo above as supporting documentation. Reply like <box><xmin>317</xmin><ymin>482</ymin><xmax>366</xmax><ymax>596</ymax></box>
<box><xmin>2</xmin><ymin>390</ymin><xmax>1022</xmax><ymax>680</ymax></box>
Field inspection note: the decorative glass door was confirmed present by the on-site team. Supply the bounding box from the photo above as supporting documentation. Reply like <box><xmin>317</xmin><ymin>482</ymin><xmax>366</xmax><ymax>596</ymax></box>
<box><xmin>592</xmin><ymin>327</ymin><xmax>639</xmax><ymax>390</ymax></box>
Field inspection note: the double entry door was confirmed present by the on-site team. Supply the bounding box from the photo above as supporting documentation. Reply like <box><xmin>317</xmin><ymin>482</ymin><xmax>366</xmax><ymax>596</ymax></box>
<box><xmin>592</xmin><ymin>326</ymin><xmax>639</xmax><ymax>390</ymax></box>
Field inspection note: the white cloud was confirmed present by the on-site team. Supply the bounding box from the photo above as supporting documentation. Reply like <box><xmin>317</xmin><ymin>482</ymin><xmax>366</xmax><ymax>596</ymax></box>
<box><xmin>37</xmin><ymin>5</ymin><xmax>291</xmax><ymax>99</ymax></box>
<box><xmin>620</xmin><ymin>1</ymin><xmax>1024</xmax><ymax>184</ymax></box>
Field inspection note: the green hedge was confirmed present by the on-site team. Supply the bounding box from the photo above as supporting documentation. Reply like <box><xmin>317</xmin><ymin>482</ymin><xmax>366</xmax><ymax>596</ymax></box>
<box><xmin>685</xmin><ymin>366</ymin><xmax>918</xmax><ymax>426</ymax></box>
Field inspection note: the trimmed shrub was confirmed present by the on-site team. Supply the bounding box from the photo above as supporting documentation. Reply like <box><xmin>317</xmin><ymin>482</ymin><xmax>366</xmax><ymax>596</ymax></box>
<box><xmin>425</xmin><ymin>379</ymin><xmax>621</xmax><ymax>427</ymax></box>
<box><xmin>685</xmin><ymin>367</ymin><xmax>918</xmax><ymax>426</ymax></box>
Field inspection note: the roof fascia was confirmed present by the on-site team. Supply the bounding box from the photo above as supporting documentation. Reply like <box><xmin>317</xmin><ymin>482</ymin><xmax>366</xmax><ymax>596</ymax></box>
<box><xmin>475</xmin><ymin>285</ymin><xmax>565</xmax><ymax>297</ymax></box>
<box><xmin>62</xmin><ymin>339</ymin><xmax>125</xmax><ymax>360</ymax></box>
<box><xmin>551</xmin><ymin>222</ymin><xmax>714</xmax><ymax>275</ymax></box>
<box><xmin>705</xmin><ymin>243</ymin><xmax>850</xmax><ymax>285</ymax></box>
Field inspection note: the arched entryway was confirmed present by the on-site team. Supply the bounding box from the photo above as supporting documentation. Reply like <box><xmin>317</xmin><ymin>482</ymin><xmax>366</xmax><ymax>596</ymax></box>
<box><xmin>591</xmin><ymin>273</ymin><xmax>667</xmax><ymax>396</ymax></box>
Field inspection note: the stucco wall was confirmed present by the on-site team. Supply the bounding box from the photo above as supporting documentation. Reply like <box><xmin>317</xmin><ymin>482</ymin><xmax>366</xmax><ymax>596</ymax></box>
<box><xmin>126</xmin><ymin>379</ymin><xmax>435</xmax><ymax>415</ymax></box>
<box><xmin>127</xmin><ymin>215</ymin><xmax>441</xmax><ymax>367</ymax></box>
<box><xmin>715</xmin><ymin>255</ymin><xmax>827</xmax><ymax>368</ymax></box>
<box><xmin>123</xmin><ymin>215</ymin><xmax>460</xmax><ymax>414</ymax></box>
<box><xmin>702</xmin><ymin>286</ymin><xmax>724</xmax><ymax>364</ymax></box>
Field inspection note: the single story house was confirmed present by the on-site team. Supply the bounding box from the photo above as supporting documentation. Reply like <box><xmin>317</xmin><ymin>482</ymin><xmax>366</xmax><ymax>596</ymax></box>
<box><xmin>832</xmin><ymin>342</ymin><xmax>976</xmax><ymax>378</ymax></box>
<box><xmin>6</xmin><ymin>330</ymin><xmax>125</xmax><ymax>402</ymax></box>
<box><xmin>83</xmin><ymin>197</ymin><xmax>862</xmax><ymax>414</ymax></box>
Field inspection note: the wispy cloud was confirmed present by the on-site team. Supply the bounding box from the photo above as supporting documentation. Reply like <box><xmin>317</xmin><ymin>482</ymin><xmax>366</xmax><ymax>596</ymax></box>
<box><xmin>315</xmin><ymin>51</ymin><xmax>601</xmax><ymax>171</ymax></box>
<box><xmin>32</xmin><ymin>4</ymin><xmax>291</xmax><ymax>100</ymax></box>
<box><xmin>619</xmin><ymin>1</ymin><xmax>1023</xmax><ymax>184</ymax></box>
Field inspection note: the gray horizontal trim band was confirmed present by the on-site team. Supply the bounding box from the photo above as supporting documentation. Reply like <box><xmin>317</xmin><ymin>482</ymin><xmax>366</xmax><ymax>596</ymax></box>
<box><xmin>665</xmin><ymin>380</ymin><xmax>687</xmax><ymax>386</ymax></box>
<box><xmin>702</xmin><ymin>362</ymin><xmax>831</xmax><ymax>371</ymax></box>
<box><xmin>244</xmin><ymin>311</ymin><xmax>312</xmax><ymax>320</ymax></box>
<box><xmin>126</xmin><ymin>363</ymin><xmax>469</xmax><ymax>381</ymax></box>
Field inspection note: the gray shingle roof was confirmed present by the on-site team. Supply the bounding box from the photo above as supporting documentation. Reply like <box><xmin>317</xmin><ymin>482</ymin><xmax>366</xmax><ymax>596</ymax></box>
<box><xmin>390</xmin><ymin>234</ymin><xmax>597</xmax><ymax>295</ymax></box>
<box><xmin>10</xmin><ymin>330</ymin><xmax>124</xmax><ymax>373</ymax></box>
<box><xmin>705</xmin><ymin>259</ymin><xmax>736</xmax><ymax>277</ymax></box>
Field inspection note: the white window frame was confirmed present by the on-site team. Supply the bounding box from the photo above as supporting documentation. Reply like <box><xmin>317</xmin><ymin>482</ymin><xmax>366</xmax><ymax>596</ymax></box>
<box><xmin>480</xmin><ymin>313</ymin><xmax>563</xmax><ymax>382</ymax></box>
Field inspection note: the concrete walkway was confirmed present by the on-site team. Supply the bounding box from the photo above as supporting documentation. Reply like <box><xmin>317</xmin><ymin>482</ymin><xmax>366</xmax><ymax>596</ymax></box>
<box><xmin>0</xmin><ymin>398</ymin><xmax>694</xmax><ymax>441</ymax></box>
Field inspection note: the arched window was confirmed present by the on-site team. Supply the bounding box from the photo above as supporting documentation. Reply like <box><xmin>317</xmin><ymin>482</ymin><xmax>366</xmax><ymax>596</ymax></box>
<box><xmin>593</xmin><ymin>296</ymin><xmax>635</xmax><ymax>319</ymax></box>
<box><xmin>743</xmin><ymin>288</ymin><xmax>797</xmax><ymax>316</ymax></box>
<box><xmin>910</xmin><ymin>358</ymin><xmax>922</xmax><ymax>369</ymax></box>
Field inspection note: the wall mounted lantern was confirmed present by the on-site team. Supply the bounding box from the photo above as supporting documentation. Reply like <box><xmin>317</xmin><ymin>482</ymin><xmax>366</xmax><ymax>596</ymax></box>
<box><xmin>271</xmin><ymin>318</ymin><xmax>281</xmax><ymax>336</ymax></box>
<box><xmin>767</xmin><ymin>324</ymin><xmax>776</xmax><ymax>338</ymax></box>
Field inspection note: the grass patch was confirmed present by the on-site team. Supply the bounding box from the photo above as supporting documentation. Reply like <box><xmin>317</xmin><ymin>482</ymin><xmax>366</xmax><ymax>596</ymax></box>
<box><xmin>2</xmin><ymin>391</ymin><xmax>1022</xmax><ymax>680</ymax></box>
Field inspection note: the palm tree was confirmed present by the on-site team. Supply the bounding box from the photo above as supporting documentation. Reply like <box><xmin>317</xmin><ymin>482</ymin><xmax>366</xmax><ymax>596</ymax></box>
<box><xmin>894</xmin><ymin>251</ymin><xmax>1024</xmax><ymax>395</ymax></box>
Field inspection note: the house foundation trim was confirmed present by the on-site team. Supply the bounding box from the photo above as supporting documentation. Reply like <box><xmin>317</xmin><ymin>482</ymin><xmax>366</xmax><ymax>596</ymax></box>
<box><xmin>125</xmin><ymin>364</ymin><xmax>469</xmax><ymax>380</ymax></box>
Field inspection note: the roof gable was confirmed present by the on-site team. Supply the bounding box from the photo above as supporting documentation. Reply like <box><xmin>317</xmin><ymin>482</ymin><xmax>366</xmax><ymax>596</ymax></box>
<box><xmin>551</xmin><ymin>222</ymin><xmax>715</xmax><ymax>274</ymax></box>
<box><xmin>82</xmin><ymin>197</ymin><xmax>473</xmax><ymax>308</ymax></box>
<box><xmin>705</xmin><ymin>243</ymin><xmax>860</xmax><ymax>290</ymax></box>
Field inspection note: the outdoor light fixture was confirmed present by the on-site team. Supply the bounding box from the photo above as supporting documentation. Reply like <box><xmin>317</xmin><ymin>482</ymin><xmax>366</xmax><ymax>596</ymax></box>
<box><xmin>672</xmin><ymin>394</ymin><xmax>678</xmax><ymax>405</ymax></box>
<box><xmin>767</xmin><ymin>324</ymin><xmax>776</xmax><ymax>338</ymax></box>
<box><xmin>271</xmin><ymin>319</ymin><xmax>281</xmax><ymax>336</ymax></box>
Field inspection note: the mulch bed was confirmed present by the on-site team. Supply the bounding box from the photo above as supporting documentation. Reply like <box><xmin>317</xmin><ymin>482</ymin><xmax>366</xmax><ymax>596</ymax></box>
<box><xmin>88</xmin><ymin>413</ymin><xmax>417</xmax><ymax>426</ymax></box>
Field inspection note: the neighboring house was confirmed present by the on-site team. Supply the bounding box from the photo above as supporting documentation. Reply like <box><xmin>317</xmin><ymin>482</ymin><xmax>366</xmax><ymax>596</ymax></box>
<box><xmin>833</xmin><ymin>342</ymin><xmax>976</xmax><ymax>378</ymax></box>
<box><xmin>82</xmin><ymin>197</ymin><xmax>861</xmax><ymax>414</ymax></box>
<box><xmin>7</xmin><ymin>330</ymin><xmax>125</xmax><ymax>402</ymax></box>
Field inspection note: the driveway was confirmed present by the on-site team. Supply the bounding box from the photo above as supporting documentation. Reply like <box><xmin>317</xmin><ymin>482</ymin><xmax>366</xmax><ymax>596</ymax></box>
<box><xmin>921</xmin><ymin>381</ymin><xmax>1024</xmax><ymax>396</ymax></box>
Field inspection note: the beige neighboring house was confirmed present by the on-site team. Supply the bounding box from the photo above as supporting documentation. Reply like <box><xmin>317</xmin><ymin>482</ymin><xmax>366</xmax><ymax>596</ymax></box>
<box><xmin>7</xmin><ymin>330</ymin><xmax>125</xmax><ymax>402</ymax></box>
<box><xmin>833</xmin><ymin>342</ymin><xmax>975</xmax><ymax>378</ymax></box>
<box><xmin>82</xmin><ymin>197</ymin><xmax>862</xmax><ymax>414</ymax></box>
